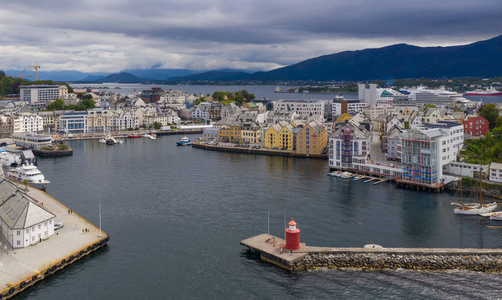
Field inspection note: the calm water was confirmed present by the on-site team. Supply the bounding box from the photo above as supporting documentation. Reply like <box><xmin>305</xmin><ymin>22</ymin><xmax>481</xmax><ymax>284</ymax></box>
<box><xmin>18</xmin><ymin>135</ymin><xmax>502</xmax><ymax>299</ymax></box>
<box><xmin>70</xmin><ymin>83</ymin><xmax>502</xmax><ymax>104</ymax></box>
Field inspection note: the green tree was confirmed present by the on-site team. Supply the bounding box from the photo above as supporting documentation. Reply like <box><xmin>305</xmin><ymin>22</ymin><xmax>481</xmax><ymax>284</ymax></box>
<box><xmin>495</xmin><ymin>116</ymin><xmax>502</xmax><ymax>129</ymax></box>
<box><xmin>423</xmin><ymin>104</ymin><xmax>436</xmax><ymax>111</ymax></box>
<box><xmin>77</xmin><ymin>92</ymin><xmax>85</xmax><ymax>99</ymax></box>
<box><xmin>81</xmin><ymin>98</ymin><xmax>95</xmax><ymax>109</ymax></box>
<box><xmin>479</xmin><ymin>103</ymin><xmax>499</xmax><ymax>130</ymax></box>
<box><xmin>153</xmin><ymin>122</ymin><xmax>162</xmax><ymax>130</ymax></box>
<box><xmin>48</xmin><ymin>99</ymin><xmax>64</xmax><ymax>110</ymax></box>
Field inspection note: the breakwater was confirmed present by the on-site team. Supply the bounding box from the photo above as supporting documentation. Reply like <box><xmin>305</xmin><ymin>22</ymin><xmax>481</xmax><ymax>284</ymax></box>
<box><xmin>242</xmin><ymin>234</ymin><xmax>502</xmax><ymax>272</ymax></box>
<box><xmin>192</xmin><ymin>143</ymin><xmax>328</xmax><ymax>159</ymax></box>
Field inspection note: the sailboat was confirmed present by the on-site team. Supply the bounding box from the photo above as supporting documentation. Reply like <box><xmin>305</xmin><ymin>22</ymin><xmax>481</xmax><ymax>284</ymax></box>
<box><xmin>454</xmin><ymin>165</ymin><xmax>497</xmax><ymax>215</ymax></box>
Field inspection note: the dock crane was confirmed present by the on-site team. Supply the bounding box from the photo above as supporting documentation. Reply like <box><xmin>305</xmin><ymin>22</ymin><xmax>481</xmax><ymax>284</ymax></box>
<box><xmin>28</xmin><ymin>62</ymin><xmax>41</xmax><ymax>81</ymax></box>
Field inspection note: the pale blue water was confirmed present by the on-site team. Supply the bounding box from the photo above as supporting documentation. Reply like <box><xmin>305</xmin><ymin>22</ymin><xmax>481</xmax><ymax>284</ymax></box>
<box><xmin>17</xmin><ymin>135</ymin><xmax>502</xmax><ymax>299</ymax></box>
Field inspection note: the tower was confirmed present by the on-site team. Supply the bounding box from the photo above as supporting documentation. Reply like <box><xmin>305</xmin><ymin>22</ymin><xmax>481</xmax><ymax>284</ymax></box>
<box><xmin>285</xmin><ymin>218</ymin><xmax>300</xmax><ymax>250</ymax></box>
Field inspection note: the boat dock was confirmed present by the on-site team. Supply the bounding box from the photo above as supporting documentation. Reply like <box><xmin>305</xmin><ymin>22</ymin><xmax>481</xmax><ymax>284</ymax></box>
<box><xmin>241</xmin><ymin>233</ymin><xmax>502</xmax><ymax>272</ymax></box>
<box><xmin>0</xmin><ymin>183</ymin><xmax>109</xmax><ymax>299</ymax></box>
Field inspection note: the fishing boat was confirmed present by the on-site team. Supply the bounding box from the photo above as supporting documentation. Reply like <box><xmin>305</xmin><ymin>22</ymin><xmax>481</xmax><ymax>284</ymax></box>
<box><xmin>176</xmin><ymin>136</ymin><xmax>192</xmax><ymax>146</ymax></box>
<box><xmin>5</xmin><ymin>163</ymin><xmax>50</xmax><ymax>190</ymax></box>
<box><xmin>453</xmin><ymin>165</ymin><xmax>497</xmax><ymax>215</ymax></box>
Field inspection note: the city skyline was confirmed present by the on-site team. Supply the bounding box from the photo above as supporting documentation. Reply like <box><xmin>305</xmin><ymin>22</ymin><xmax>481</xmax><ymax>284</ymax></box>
<box><xmin>0</xmin><ymin>0</ymin><xmax>501</xmax><ymax>73</ymax></box>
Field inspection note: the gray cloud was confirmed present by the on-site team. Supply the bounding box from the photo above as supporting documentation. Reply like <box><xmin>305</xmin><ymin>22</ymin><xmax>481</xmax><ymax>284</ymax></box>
<box><xmin>0</xmin><ymin>0</ymin><xmax>500</xmax><ymax>72</ymax></box>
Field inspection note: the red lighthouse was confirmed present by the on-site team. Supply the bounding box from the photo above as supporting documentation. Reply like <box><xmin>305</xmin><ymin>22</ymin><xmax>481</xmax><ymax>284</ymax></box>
<box><xmin>285</xmin><ymin>218</ymin><xmax>300</xmax><ymax>250</ymax></box>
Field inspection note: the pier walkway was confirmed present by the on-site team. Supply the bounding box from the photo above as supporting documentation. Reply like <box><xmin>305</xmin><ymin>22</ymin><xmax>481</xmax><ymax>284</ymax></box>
<box><xmin>0</xmin><ymin>184</ymin><xmax>108</xmax><ymax>299</ymax></box>
<box><xmin>242</xmin><ymin>234</ymin><xmax>502</xmax><ymax>272</ymax></box>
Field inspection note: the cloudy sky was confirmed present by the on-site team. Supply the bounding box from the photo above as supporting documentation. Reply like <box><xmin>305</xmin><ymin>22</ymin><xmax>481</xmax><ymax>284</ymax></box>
<box><xmin>1</xmin><ymin>0</ymin><xmax>501</xmax><ymax>73</ymax></box>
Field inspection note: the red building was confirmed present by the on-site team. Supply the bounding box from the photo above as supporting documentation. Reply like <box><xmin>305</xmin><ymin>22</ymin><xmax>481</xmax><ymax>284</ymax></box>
<box><xmin>462</xmin><ymin>114</ymin><xmax>489</xmax><ymax>136</ymax></box>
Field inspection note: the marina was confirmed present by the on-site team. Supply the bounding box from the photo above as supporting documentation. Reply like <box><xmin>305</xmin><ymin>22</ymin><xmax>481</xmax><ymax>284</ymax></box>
<box><xmin>13</xmin><ymin>134</ymin><xmax>502</xmax><ymax>299</ymax></box>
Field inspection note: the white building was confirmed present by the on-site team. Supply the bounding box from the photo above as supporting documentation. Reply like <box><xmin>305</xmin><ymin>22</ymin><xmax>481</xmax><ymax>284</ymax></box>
<box><xmin>274</xmin><ymin>100</ymin><xmax>325</xmax><ymax>117</ymax></box>
<box><xmin>13</xmin><ymin>113</ymin><xmax>44</xmax><ymax>134</ymax></box>
<box><xmin>329</xmin><ymin>119</ymin><xmax>372</xmax><ymax>169</ymax></box>
<box><xmin>400</xmin><ymin>121</ymin><xmax>463</xmax><ymax>186</ymax></box>
<box><xmin>0</xmin><ymin>180</ymin><xmax>56</xmax><ymax>248</ymax></box>
<box><xmin>332</xmin><ymin>98</ymin><xmax>367</xmax><ymax>116</ymax></box>
<box><xmin>19</xmin><ymin>85</ymin><xmax>68</xmax><ymax>107</ymax></box>
<box><xmin>56</xmin><ymin>112</ymin><xmax>88</xmax><ymax>134</ymax></box>
<box><xmin>489</xmin><ymin>163</ymin><xmax>502</xmax><ymax>183</ymax></box>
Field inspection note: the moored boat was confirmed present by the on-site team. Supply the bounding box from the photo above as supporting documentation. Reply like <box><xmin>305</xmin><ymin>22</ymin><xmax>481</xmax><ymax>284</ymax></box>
<box><xmin>5</xmin><ymin>163</ymin><xmax>50</xmax><ymax>190</ymax></box>
<box><xmin>128</xmin><ymin>134</ymin><xmax>142</xmax><ymax>138</ymax></box>
<box><xmin>464</xmin><ymin>87</ymin><xmax>502</xmax><ymax>96</ymax></box>
<box><xmin>176</xmin><ymin>136</ymin><xmax>192</xmax><ymax>146</ymax></box>
<box><xmin>490</xmin><ymin>212</ymin><xmax>502</xmax><ymax>221</ymax></box>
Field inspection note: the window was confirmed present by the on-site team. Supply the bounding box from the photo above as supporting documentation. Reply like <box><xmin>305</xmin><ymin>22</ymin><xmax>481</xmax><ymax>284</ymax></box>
<box><xmin>17</xmin><ymin>241</ymin><xmax>20</xmax><ymax>246</ymax></box>
<box><xmin>17</xmin><ymin>230</ymin><xmax>20</xmax><ymax>236</ymax></box>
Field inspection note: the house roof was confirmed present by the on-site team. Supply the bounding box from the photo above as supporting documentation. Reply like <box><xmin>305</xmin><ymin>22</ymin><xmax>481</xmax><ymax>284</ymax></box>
<box><xmin>0</xmin><ymin>180</ymin><xmax>55</xmax><ymax>230</ymax></box>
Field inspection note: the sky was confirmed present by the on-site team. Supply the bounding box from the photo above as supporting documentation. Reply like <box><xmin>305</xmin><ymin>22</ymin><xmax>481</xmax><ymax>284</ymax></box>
<box><xmin>0</xmin><ymin>0</ymin><xmax>501</xmax><ymax>73</ymax></box>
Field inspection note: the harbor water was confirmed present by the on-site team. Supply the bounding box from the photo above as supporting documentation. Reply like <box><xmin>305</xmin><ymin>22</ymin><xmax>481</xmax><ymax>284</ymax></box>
<box><xmin>20</xmin><ymin>135</ymin><xmax>502</xmax><ymax>299</ymax></box>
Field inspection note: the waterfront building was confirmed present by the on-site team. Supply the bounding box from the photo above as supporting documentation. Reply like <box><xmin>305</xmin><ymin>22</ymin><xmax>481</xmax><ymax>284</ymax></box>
<box><xmin>386</xmin><ymin>126</ymin><xmax>402</xmax><ymax>160</ymax></box>
<box><xmin>203</xmin><ymin>128</ymin><xmax>219</xmax><ymax>141</ymax></box>
<box><xmin>110</xmin><ymin>110</ymin><xmax>139</xmax><ymax>131</ymax></box>
<box><xmin>444</xmin><ymin>162</ymin><xmax>489</xmax><ymax>179</ymax></box>
<box><xmin>489</xmin><ymin>163</ymin><xmax>502</xmax><ymax>183</ymax></box>
<box><xmin>274</xmin><ymin>100</ymin><xmax>325</xmax><ymax>117</ymax></box>
<box><xmin>0</xmin><ymin>180</ymin><xmax>56</xmax><ymax>248</ymax></box>
<box><xmin>218</xmin><ymin>120</ymin><xmax>242</xmax><ymax>143</ymax></box>
<box><xmin>13</xmin><ymin>113</ymin><xmax>44</xmax><ymax>134</ymax></box>
<box><xmin>38</xmin><ymin>110</ymin><xmax>66</xmax><ymax>131</ymax></box>
<box><xmin>87</xmin><ymin>108</ymin><xmax>113</xmax><ymax>133</ymax></box>
<box><xmin>12</xmin><ymin>132</ymin><xmax>52</xmax><ymax>149</ymax></box>
<box><xmin>264</xmin><ymin>121</ymin><xmax>294</xmax><ymax>150</ymax></box>
<box><xmin>57</xmin><ymin>112</ymin><xmax>88</xmax><ymax>134</ymax></box>
<box><xmin>328</xmin><ymin>118</ymin><xmax>372</xmax><ymax>169</ymax></box>
<box><xmin>19</xmin><ymin>85</ymin><xmax>68</xmax><ymax>108</ymax></box>
<box><xmin>462</xmin><ymin>114</ymin><xmax>489</xmax><ymax>137</ymax></box>
<box><xmin>295</xmin><ymin>120</ymin><xmax>328</xmax><ymax>155</ymax></box>
<box><xmin>400</xmin><ymin>121</ymin><xmax>464</xmax><ymax>186</ymax></box>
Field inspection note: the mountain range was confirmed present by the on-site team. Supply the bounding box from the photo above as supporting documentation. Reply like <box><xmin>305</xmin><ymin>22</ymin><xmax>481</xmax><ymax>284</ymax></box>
<box><xmin>4</xmin><ymin>35</ymin><xmax>502</xmax><ymax>82</ymax></box>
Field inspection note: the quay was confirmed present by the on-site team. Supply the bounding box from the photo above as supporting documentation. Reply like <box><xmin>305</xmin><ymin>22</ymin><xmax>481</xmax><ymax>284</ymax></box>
<box><xmin>241</xmin><ymin>233</ymin><xmax>502</xmax><ymax>272</ymax></box>
<box><xmin>192</xmin><ymin>143</ymin><xmax>328</xmax><ymax>160</ymax></box>
<box><xmin>55</xmin><ymin>129</ymin><xmax>202</xmax><ymax>141</ymax></box>
<box><xmin>0</xmin><ymin>181</ymin><xmax>109</xmax><ymax>299</ymax></box>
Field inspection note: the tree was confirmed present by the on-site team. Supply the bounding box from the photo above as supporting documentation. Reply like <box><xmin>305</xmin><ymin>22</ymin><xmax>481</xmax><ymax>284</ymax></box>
<box><xmin>423</xmin><ymin>104</ymin><xmax>436</xmax><ymax>111</ymax></box>
<box><xmin>77</xmin><ymin>92</ymin><xmax>85</xmax><ymax>99</ymax></box>
<box><xmin>153</xmin><ymin>122</ymin><xmax>162</xmax><ymax>130</ymax></box>
<box><xmin>495</xmin><ymin>116</ymin><xmax>502</xmax><ymax>129</ymax></box>
<box><xmin>81</xmin><ymin>98</ymin><xmax>95</xmax><ymax>109</ymax></box>
<box><xmin>479</xmin><ymin>103</ymin><xmax>499</xmax><ymax>130</ymax></box>
<box><xmin>48</xmin><ymin>99</ymin><xmax>64</xmax><ymax>110</ymax></box>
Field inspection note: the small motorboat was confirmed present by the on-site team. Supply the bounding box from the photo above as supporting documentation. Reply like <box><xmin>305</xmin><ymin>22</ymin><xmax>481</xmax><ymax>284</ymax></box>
<box><xmin>176</xmin><ymin>136</ymin><xmax>192</xmax><ymax>146</ymax></box>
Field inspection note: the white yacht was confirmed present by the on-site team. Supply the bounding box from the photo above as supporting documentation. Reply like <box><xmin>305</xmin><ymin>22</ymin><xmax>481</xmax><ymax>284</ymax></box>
<box><xmin>5</xmin><ymin>163</ymin><xmax>50</xmax><ymax>189</ymax></box>
<box><xmin>143</xmin><ymin>133</ymin><xmax>157</xmax><ymax>140</ymax></box>
<box><xmin>0</xmin><ymin>151</ymin><xmax>22</xmax><ymax>166</ymax></box>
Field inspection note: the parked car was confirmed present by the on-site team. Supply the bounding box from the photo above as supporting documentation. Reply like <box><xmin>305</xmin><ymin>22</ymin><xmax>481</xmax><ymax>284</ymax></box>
<box><xmin>54</xmin><ymin>222</ymin><xmax>64</xmax><ymax>230</ymax></box>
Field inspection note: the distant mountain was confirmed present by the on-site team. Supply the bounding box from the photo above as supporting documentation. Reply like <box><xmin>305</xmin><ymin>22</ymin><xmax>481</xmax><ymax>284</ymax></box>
<box><xmin>250</xmin><ymin>35</ymin><xmax>502</xmax><ymax>81</ymax></box>
<box><xmin>168</xmin><ymin>71</ymin><xmax>250</xmax><ymax>82</ymax></box>
<box><xmin>93</xmin><ymin>72</ymin><xmax>146</xmax><ymax>83</ymax></box>
<box><xmin>123</xmin><ymin>68</ymin><xmax>197</xmax><ymax>80</ymax></box>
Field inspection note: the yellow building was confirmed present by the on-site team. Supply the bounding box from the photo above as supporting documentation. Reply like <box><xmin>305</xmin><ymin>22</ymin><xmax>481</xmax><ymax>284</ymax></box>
<box><xmin>87</xmin><ymin>109</ymin><xmax>113</xmax><ymax>132</ymax></box>
<box><xmin>218</xmin><ymin>120</ymin><xmax>242</xmax><ymax>143</ymax></box>
<box><xmin>265</xmin><ymin>122</ymin><xmax>294</xmax><ymax>150</ymax></box>
<box><xmin>295</xmin><ymin>120</ymin><xmax>328</xmax><ymax>155</ymax></box>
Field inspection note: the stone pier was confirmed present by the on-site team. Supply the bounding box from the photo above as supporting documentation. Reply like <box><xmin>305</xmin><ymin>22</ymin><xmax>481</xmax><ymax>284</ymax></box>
<box><xmin>241</xmin><ymin>234</ymin><xmax>502</xmax><ymax>272</ymax></box>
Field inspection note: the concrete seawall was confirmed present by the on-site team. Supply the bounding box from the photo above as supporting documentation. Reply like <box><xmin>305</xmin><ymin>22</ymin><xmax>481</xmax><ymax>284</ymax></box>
<box><xmin>193</xmin><ymin>143</ymin><xmax>328</xmax><ymax>159</ymax></box>
<box><xmin>0</xmin><ymin>184</ymin><xmax>109</xmax><ymax>299</ymax></box>
<box><xmin>241</xmin><ymin>234</ymin><xmax>502</xmax><ymax>272</ymax></box>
